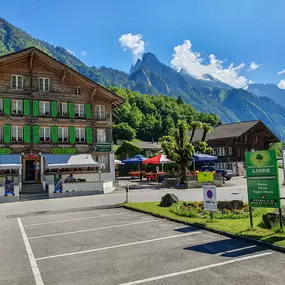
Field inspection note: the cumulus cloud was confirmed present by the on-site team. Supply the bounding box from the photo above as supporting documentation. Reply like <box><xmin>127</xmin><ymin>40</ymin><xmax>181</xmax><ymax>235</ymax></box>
<box><xmin>67</xmin><ymin>49</ymin><xmax>75</xmax><ymax>56</ymax></box>
<box><xmin>277</xmin><ymin>69</ymin><xmax>285</xmax><ymax>75</ymax></box>
<box><xmin>248</xmin><ymin>61</ymin><xmax>261</xmax><ymax>71</ymax></box>
<box><xmin>278</xmin><ymin>80</ymin><xmax>285</xmax><ymax>89</ymax></box>
<box><xmin>171</xmin><ymin>40</ymin><xmax>253</xmax><ymax>88</ymax></box>
<box><xmin>81</xmin><ymin>50</ymin><xmax>87</xmax><ymax>56</ymax></box>
<box><xmin>118</xmin><ymin>33</ymin><xmax>145</xmax><ymax>61</ymax></box>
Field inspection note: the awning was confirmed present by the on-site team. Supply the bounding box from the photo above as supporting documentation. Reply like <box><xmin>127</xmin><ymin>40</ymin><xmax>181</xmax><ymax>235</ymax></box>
<box><xmin>0</xmin><ymin>154</ymin><xmax>22</xmax><ymax>169</ymax></box>
<box><xmin>45</xmin><ymin>154</ymin><xmax>99</xmax><ymax>169</ymax></box>
<box><xmin>193</xmin><ymin>153</ymin><xmax>217</xmax><ymax>162</ymax></box>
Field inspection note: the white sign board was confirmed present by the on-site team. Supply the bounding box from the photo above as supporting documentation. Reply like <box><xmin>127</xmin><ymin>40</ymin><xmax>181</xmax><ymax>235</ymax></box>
<box><xmin>203</xmin><ymin>185</ymin><xmax>217</xmax><ymax>211</ymax></box>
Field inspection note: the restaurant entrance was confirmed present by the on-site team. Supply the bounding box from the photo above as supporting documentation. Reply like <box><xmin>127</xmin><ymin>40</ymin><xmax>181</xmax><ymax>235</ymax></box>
<box><xmin>23</xmin><ymin>155</ymin><xmax>41</xmax><ymax>184</ymax></box>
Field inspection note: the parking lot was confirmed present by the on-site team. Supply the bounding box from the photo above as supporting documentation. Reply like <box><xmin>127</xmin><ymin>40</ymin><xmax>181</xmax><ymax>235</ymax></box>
<box><xmin>1</xmin><ymin>207</ymin><xmax>285</xmax><ymax>285</ymax></box>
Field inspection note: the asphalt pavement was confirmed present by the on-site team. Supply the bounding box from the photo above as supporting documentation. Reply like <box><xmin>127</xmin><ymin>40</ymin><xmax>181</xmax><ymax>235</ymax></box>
<box><xmin>1</xmin><ymin>207</ymin><xmax>285</xmax><ymax>285</ymax></box>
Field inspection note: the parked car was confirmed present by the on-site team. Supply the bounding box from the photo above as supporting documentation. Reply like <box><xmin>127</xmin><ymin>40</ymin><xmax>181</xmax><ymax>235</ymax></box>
<box><xmin>200</xmin><ymin>166</ymin><xmax>233</xmax><ymax>180</ymax></box>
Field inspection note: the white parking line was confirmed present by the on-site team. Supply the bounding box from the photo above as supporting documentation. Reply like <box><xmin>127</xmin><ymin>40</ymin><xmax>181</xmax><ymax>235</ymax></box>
<box><xmin>28</xmin><ymin>220</ymin><xmax>158</xmax><ymax>240</ymax></box>
<box><xmin>17</xmin><ymin>218</ymin><xmax>44</xmax><ymax>285</ymax></box>
<box><xmin>24</xmin><ymin>212</ymin><xmax>127</xmax><ymax>227</ymax></box>
<box><xmin>36</xmin><ymin>231</ymin><xmax>202</xmax><ymax>261</ymax></box>
<box><xmin>218</xmin><ymin>245</ymin><xmax>257</xmax><ymax>255</ymax></box>
<box><xmin>118</xmin><ymin>252</ymin><xmax>273</xmax><ymax>285</ymax></box>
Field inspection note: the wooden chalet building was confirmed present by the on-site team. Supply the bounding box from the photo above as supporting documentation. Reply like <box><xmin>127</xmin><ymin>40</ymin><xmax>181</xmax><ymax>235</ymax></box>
<box><xmin>0</xmin><ymin>47</ymin><xmax>124</xmax><ymax>189</ymax></box>
<box><xmin>193</xmin><ymin>120</ymin><xmax>280</xmax><ymax>175</ymax></box>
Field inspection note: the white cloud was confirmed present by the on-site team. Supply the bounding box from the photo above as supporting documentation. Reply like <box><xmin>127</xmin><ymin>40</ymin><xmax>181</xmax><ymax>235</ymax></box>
<box><xmin>81</xmin><ymin>50</ymin><xmax>87</xmax><ymax>56</ymax></box>
<box><xmin>278</xmin><ymin>80</ymin><xmax>285</xmax><ymax>89</ymax></box>
<box><xmin>171</xmin><ymin>40</ymin><xmax>253</xmax><ymax>88</ymax></box>
<box><xmin>118</xmin><ymin>33</ymin><xmax>145</xmax><ymax>61</ymax></box>
<box><xmin>67</xmin><ymin>49</ymin><xmax>75</xmax><ymax>56</ymax></box>
<box><xmin>277</xmin><ymin>69</ymin><xmax>285</xmax><ymax>75</ymax></box>
<box><xmin>248</xmin><ymin>61</ymin><xmax>261</xmax><ymax>71</ymax></box>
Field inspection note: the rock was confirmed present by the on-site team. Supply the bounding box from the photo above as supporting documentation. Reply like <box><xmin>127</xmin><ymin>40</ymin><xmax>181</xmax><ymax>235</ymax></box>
<box><xmin>160</xmin><ymin>193</ymin><xmax>179</xmax><ymax>207</ymax></box>
<box><xmin>217</xmin><ymin>200</ymin><xmax>243</xmax><ymax>211</ymax></box>
<box><xmin>262</xmin><ymin>213</ymin><xmax>285</xmax><ymax>229</ymax></box>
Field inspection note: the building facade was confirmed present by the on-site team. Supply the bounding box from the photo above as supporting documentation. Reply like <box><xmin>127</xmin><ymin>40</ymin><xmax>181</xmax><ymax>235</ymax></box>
<box><xmin>0</xmin><ymin>47</ymin><xmax>123</xmax><ymax>187</ymax></box>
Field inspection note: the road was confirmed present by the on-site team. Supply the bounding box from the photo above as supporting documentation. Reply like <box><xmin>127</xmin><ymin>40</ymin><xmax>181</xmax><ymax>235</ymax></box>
<box><xmin>1</xmin><ymin>207</ymin><xmax>285</xmax><ymax>285</ymax></box>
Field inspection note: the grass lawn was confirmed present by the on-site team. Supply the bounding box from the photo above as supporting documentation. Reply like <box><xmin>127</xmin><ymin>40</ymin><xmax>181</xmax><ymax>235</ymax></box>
<box><xmin>124</xmin><ymin>202</ymin><xmax>285</xmax><ymax>247</ymax></box>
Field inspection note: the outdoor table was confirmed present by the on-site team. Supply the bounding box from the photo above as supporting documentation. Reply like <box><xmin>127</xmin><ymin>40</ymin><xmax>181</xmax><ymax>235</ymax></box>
<box><xmin>146</xmin><ymin>172</ymin><xmax>165</xmax><ymax>181</ymax></box>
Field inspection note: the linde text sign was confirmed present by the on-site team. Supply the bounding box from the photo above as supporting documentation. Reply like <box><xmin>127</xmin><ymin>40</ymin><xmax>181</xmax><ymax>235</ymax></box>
<box><xmin>245</xmin><ymin>150</ymin><xmax>280</xmax><ymax>208</ymax></box>
<box><xmin>51</xmin><ymin>148</ymin><xmax>76</xmax><ymax>154</ymax></box>
<box><xmin>94</xmin><ymin>143</ymin><xmax>112</xmax><ymax>152</ymax></box>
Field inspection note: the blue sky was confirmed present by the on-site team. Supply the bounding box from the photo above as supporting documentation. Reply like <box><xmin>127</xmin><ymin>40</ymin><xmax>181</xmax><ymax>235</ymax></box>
<box><xmin>1</xmin><ymin>0</ymin><xmax>285</xmax><ymax>87</ymax></box>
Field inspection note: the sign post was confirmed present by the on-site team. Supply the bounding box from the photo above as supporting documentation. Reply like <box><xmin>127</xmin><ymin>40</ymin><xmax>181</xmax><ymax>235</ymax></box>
<box><xmin>203</xmin><ymin>185</ymin><xmax>217</xmax><ymax>220</ymax></box>
<box><xmin>245</xmin><ymin>150</ymin><xmax>281</xmax><ymax>228</ymax></box>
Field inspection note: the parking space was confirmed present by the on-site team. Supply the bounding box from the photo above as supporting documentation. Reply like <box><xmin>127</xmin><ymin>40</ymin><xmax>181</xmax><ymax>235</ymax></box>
<box><xmin>6</xmin><ymin>208</ymin><xmax>285</xmax><ymax>284</ymax></box>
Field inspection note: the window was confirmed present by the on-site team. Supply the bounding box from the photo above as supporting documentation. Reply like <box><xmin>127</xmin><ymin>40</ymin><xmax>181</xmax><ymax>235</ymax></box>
<box><xmin>217</xmin><ymin>148</ymin><xmax>221</xmax><ymax>156</ymax></box>
<box><xmin>220</xmin><ymin>147</ymin><xmax>226</xmax><ymax>156</ymax></box>
<box><xmin>95</xmin><ymin>105</ymin><xmax>105</xmax><ymax>119</ymax></box>
<box><xmin>11</xmin><ymin>126</ymin><xmax>23</xmax><ymax>142</ymax></box>
<box><xmin>0</xmin><ymin>126</ymin><xmax>3</xmax><ymax>142</ymax></box>
<box><xmin>74</xmin><ymin>86</ymin><xmax>81</xmax><ymax>95</ymax></box>
<box><xmin>11</xmin><ymin>100</ymin><xmax>23</xmax><ymax>115</ymax></box>
<box><xmin>58</xmin><ymin>127</ymin><xmax>68</xmax><ymax>143</ymax></box>
<box><xmin>74</xmin><ymin>104</ymin><xmax>84</xmax><ymax>117</ymax></box>
<box><xmin>97</xmin><ymin>128</ymin><xmax>106</xmax><ymax>143</ymax></box>
<box><xmin>97</xmin><ymin>154</ymin><xmax>110</xmax><ymax>171</ymax></box>
<box><xmin>0</xmin><ymin>99</ymin><xmax>3</xmax><ymax>113</ymax></box>
<box><xmin>211</xmin><ymin>148</ymin><xmax>216</xmax><ymax>155</ymax></box>
<box><xmin>229</xmin><ymin>147</ymin><xmax>233</xmax><ymax>156</ymax></box>
<box><xmin>39</xmin><ymin>101</ymin><xmax>50</xmax><ymax>116</ymax></box>
<box><xmin>58</xmin><ymin>102</ymin><xmax>68</xmax><ymax>117</ymax></box>
<box><xmin>39</xmin><ymin>77</ymin><xmax>50</xmax><ymax>91</ymax></box>
<box><xmin>11</xmin><ymin>75</ymin><xmax>23</xmax><ymax>90</ymax></box>
<box><xmin>39</xmin><ymin>127</ymin><xmax>50</xmax><ymax>142</ymax></box>
<box><xmin>244</xmin><ymin>135</ymin><xmax>249</xmax><ymax>143</ymax></box>
<box><xmin>256</xmin><ymin>136</ymin><xmax>259</xmax><ymax>143</ymax></box>
<box><xmin>75</xmin><ymin>127</ymin><xmax>85</xmax><ymax>143</ymax></box>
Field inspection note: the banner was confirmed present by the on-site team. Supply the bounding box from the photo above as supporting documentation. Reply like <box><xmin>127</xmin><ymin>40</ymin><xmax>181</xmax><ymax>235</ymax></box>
<box><xmin>245</xmin><ymin>150</ymin><xmax>280</xmax><ymax>208</ymax></box>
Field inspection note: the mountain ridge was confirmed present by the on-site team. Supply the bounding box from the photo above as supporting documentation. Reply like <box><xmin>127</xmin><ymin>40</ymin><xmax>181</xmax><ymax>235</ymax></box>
<box><xmin>0</xmin><ymin>17</ymin><xmax>285</xmax><ymax>140</ymax></box>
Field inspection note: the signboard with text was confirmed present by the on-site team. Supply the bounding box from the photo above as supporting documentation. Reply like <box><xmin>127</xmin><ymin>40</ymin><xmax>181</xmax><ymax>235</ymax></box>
<box><xmin>94</xmin><ymin>143</ymin><xmax>112</xmax><ymax>152</ymax></box>
<box><xmin>198</xmin><ymin>172</ymin><xmax>214</xmax><ymax>183</ymax></box>
<box><xmin>245</xmin><ymin>150</ymin><xmax>280</xmax><ymax>208</ymax></box>
<box><xmin>203</xmin><ymin>185</ymin><xmax>217</xmax><ymax>211</ymax></box>
<box><xmin>51</xmin><ymin>148</ymin><xmax>76</xmax><ymax>155</ymax></box>
<box><xmin>0</xmin><ymin>148</ymin><xmax>11</xmax><ymax>154</ymax></box>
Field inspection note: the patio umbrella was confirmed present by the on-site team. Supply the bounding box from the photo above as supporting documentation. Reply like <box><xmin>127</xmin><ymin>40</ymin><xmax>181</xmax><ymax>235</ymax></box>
<box><xmin>122</xmin><ymin>154</ymin><xmax>147</xmax><ymax>170</ymax></box>
<box><xmin>142</xmin><ymin>154</ymin><xmax>174</xmax><ymax>171</ymax></box>
<box><xmin>115</xmin><ymin>159</ymin><xmax>124</xmax><ymax>165</ymax></box>
<box><xmin>192</xmin><ymin>153</ymin><xmax>217</xmax><ymax>170</ymax></box>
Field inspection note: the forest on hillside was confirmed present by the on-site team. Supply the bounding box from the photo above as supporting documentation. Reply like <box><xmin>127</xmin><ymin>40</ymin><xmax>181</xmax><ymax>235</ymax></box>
<box><xmin>110</xmin><ymin>87</ymin><xmax>220</xmax><ymax>142</ymax></box>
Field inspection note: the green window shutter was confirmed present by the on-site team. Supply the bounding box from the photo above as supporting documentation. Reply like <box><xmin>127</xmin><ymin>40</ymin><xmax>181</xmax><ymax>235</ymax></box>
<box><xmin>85</xmin><ymin>104</ymin><xmax>92</xmax><ymax>119</ymax></box>
<box><xmin>69</xmin><ymin>126</ymin><xmax>75</xmax><ymax>143</ymax></box>
<box><xmin>24</xmin><ymin>99</ymin><xmax>30</xmax><ymax>116</ymax></box>
<box><xmin>51</xmin><ymin>126</ymin><xmax>58</xmax><ymax>143</ymax></box>
<box><xmin>68</xmin><ymin>102</ymin><xmax>75</xmax><ymax>118</ymax></box>
<box><xmin>86</xmin><ymin>127</ymin><xmax>93</xmax><ymax>144</ymax></box>
<box><xmin>4</xmin><ymin>98</ymin><xmax>11</xmax><ymax>115</ymax></box>
<box><xmin>33</xmin><ymin>100</ymin><xmax>39</xmax><ymax>116</ymax></box>
<box><xmin>3</xmin><ymin>125</ymin><xmax>11</xmax><ymax>143</ymax></box>
<box><xmin>24</xmin><ymin>125</ymin><xmax>31</xmax><ymax>143</ymax></box>
<box><xmin>33</xmin><ymin>125</ymin><xmax>39</xmax><ymax>143</ymax></box>
<box><xmin>51</xmin><ymin>101</ymin><xmax>57</xmax><ymax>117</ymax></box>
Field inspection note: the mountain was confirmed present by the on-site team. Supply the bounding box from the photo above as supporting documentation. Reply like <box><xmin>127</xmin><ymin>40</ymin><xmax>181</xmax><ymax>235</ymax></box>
<box><xmin>244</xmin><ymin>83</ymin><xmax>285</xmax><ymax>108</ymax></box>
<box><xmin>1</xmin><ymin>17</ymin><xmax>285</xmax><ymax>140</ymax></box>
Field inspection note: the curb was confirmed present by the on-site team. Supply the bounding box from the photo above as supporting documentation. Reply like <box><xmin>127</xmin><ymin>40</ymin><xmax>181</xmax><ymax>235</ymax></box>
<box><xmin>123</xmin><ymin>205</ymin><xmax>285</xmax><ymax>254</ymax></box>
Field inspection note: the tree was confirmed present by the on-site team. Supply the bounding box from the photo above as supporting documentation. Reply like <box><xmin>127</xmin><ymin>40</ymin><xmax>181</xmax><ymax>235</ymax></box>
<box><xmin>269</xmin><ymin>142</ymin><xmax>283</xmax><ymax>157</ymax></box>
<box><xmin>113</xmin><ymin>123</ymin><xmax>136</xmax><ymax>143</ymax></box>
<box><xmin>176</xmin><ymin>96</ymin><xmax>184</xmax><ymax>105</ymax></box>
<box><xmin>189</xmin><ymin>121</ymin><xmax>202</xmax><ymax>143</ymax></box>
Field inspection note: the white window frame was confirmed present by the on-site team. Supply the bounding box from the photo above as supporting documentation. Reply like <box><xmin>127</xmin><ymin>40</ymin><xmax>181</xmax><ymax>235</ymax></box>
<box><xmin>38</xmin><ymin>77</ymin><xmax>50</xmax><ymax>92</ymax></box>
<box><xmin>11</xmin><ymin>126</ymin><xmax>23</xmax><ymax>142</ymax></box>
<box><xmin>97</xmin><ymin>128</ymin><xmax>106</xmax><ymax>143</ymax></box>
<box><xmin>97</xmin><ymin>154</ymin><xmax>110</xmax><ymax>171</ymax></box>
<box><xmin>221</xmin><ymin>147</ymin><xmax>226</xmax><ymax>156</ymax></box>
<box><xmin>11</xmin><ymin>100</ymin><xmax>23</xmax><ymax>115</ymax></box>
<box><xmin>11</xmin><ymin>75</ymin><xmax>23</xmax><ymax>90</ymax></box>
<box><xmin>217</xmin><ymin>148</ymin><xmax>221</xmax><ymax>156</ymax></box>
<box><xmin>39</xmin><ymin>127</ymin><xmax>51</xmax><ymax>142</ymax></box>
<box><xmin>0</xmin><ymin>126</ymin><xmax>3</xmax><ymax>142</ymax></box>
<box><xmin>75</xmin><ymin>127</ymin><xmax>85</xmax><ymax>143</ymax></box>
<box><xmin>95</xmin><ymin>105</ymin><xmax>105</xmax><ymax>119</ymax></box>
<box><xmin>0</xmin><ymin>99</ymin><xmax>3</xmax><ymax>113</ymax></box>
<box><xmin>39</xmin><ymin>101</ymin><xmax>50</xmax><ymax>116</ymax></box>
<box><xmin>58</xmin><ymin>102</ymin><xmax>68</xmax><ymax>117</ymax></box>
<box><xmin>74</xmin><ymin>86</ymin><xmax>81</xmax><ymax>95</ymax></box>
<box><xmin>74</xmin><ymin>104</ymin><xmax>85</xmax><ymax>118</ymax></box>
<box><xmin>58</xmin><ymin>127</ymin><xmax>68</xmax><ymax>143</ymax></box>
<box><xmin>229</xmin><ymin>147</ymin><xmax>233</xmax><ymax>156</ymax></box>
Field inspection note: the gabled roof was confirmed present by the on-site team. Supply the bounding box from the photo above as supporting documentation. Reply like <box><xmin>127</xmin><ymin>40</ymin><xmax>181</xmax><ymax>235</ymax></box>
<box><xmin>192</xmin><ymin>120</ymin><xmax>279</xmax><ymax>143</ymax></box>
<box><xmin>0</xmin><ymin>47</ymin><xmax>124</xmax><ymax>108</ymax></box>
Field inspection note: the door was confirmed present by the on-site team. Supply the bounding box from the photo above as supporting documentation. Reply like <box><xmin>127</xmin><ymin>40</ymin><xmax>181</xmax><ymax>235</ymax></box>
<box><xmin>25</xmin><ymin>160</ymin><xmax>35</xmax><ymax>181</ymax></box>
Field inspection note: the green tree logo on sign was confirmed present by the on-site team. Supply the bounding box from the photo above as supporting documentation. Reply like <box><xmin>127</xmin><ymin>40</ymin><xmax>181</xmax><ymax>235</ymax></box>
<box><xmin>256</xmin><ymin>153</ymin><xmax>264</xmax><ymax>162</ymax></box>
